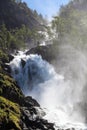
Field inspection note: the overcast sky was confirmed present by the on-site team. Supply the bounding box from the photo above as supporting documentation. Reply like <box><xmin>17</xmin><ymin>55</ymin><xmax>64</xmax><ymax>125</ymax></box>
<box><xmin>22</xmin><ymin>0</ymin><xmax>70</xmax><ymax>20</ymax></box>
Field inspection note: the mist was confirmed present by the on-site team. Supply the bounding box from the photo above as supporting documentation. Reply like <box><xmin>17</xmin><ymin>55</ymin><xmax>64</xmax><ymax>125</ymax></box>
<box><xmin>9</xmin><ymin>42</ymin><xmax>87</xmax><ymax>129</ymax></box>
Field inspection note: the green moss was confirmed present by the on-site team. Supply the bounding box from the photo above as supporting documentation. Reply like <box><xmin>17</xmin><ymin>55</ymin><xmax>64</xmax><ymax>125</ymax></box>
<box><xmin>0</xmin><ymin>73</ymin><xmax>23</xmax><ymax>101</ymax></box>
<box><xmin>0</xmin><ymin>96</ymin><xmax>21</xmax><ymax>130</ymax></box>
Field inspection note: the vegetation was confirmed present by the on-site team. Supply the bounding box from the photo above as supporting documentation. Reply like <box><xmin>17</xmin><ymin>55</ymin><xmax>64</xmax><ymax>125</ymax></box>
<box><xmin>0</xmin><ymin>72</ymin><xmax>24</xmax><ymax>103</ymax></box>
<box><xmin>51</xmin><ymin>0</ymin><xmax>87</xmax><ymax>48</ymax></box>
<box><xmin>0</xmin><ymin>0</ymin><xmax>45</xmax><ymax>29</ymax></box>
<box><xmin>0</xmin><ymin>24</ymin><xmax>46</xmax><ymax>52</ymax></box>
<box><xmin>0</xmin><ymin>96</ymin><xmax>21</xmax><ymax>130</ymax></box>
<box><xmin>0</xmin><ymin>0</ymin><xmax>46</xmax><ymax>52</ymax></box>
<box><xmin>0</xmin><ymin>50</ymin><xmax>23</xmax><ymax>129</ymax></box>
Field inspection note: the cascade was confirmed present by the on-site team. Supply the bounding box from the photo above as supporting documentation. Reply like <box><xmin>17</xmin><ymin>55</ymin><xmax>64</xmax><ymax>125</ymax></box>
<box><xmin>10</xmin><ymin>50</ymin><xmax>87</xmax><ymax>130</ymax></box>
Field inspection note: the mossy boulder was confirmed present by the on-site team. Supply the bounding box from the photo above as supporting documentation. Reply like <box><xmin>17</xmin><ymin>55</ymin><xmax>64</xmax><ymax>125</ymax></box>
<box><xmin>0</xmin><ymin>96</ymin><xmax>21</xmax><ymax>130</ymax></box>
<box><xmin>0</xmin><ymin>73</ymin><xmax>24</xmax><ymax>104</ymax></box>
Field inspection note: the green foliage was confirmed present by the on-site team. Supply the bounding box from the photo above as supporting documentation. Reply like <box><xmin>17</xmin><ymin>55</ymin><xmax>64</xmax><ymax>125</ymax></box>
<box><xmin>52</xmin><ymin>16</ymin><xmax>66</xmax><ymax>38</ymax></box>
<box><xmin>0</xmin><ymin>24</ymin><xmax>26</xmax><ymax>51</ymax></box>
<box><xmin>0</xmin><ymin>96</ymin><xmax>21</xmax><ymax>130</ymax></box>
<box><xmin>0</xmin><ymin>24</ymin><xmax>45</xmax><ymax>51</ymax></box>
<box><xmin>51</xmin><ymin>0</ymin><xmax>87</xmax><ymax>48</ymax></box>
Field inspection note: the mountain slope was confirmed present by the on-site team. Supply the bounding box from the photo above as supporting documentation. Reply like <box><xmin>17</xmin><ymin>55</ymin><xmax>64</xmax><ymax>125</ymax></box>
<box><xmin>0</xmin><ymin>0</ymin><xmax>44</xmax><ymax>30</ymax></box>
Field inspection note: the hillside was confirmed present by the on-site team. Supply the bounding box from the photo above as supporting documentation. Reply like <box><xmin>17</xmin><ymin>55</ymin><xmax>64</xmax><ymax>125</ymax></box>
<box><xmin>0</xmin><ymin>0</ymin><xmax>47</xmax><ymax>52</ymax></box>
<box><xmin>0</xmin><ymin>0</ymin><xmax>45</xmax><ymax>30</ymax></box>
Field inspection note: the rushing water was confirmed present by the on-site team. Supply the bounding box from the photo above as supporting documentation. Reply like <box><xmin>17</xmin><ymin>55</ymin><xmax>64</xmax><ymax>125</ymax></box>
<box><xmin>10</xmin><ymin>50</ymin><xmax>87</xmax><ymax>130</ymax></box>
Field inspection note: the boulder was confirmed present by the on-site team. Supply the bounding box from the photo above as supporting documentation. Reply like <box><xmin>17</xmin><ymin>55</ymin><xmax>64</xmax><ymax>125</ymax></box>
<box><xmin>26</xmin><ymin>45</ymin><xmax>57</xmax><ymax>63</ymax></box>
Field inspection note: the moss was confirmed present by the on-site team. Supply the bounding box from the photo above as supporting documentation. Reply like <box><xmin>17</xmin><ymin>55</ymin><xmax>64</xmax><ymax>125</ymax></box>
<box><xmin>0</xmin><ymin>96</ymin><xmax>21</xmax><ymax>130</ymax></box>
<box><xmin>0</xmin><ymin>73</ymin><xmax>24</xmax><ymax>101</ymax></box>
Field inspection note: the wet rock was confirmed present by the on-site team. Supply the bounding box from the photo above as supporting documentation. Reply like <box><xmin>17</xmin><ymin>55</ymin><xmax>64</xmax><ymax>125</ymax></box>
<box><xmin>21</xmin><ymin>59</ymin><xmax>26</xmax><ymax>68</ymax></box>
<box><xmin>22</xmin><ymin>96</ymin><xmax>40</xmax><ymax>108</ymax></box>
<box><xmin>21</xmin><ymin>107</ymin><xmax>55</xmax><ymax>130</ymax></box>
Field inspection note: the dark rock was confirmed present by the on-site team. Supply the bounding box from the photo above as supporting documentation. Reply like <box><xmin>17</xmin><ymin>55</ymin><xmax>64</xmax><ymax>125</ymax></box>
<box><xmin>26</xmin><ymin>45</ymin><xmax>56</xmax><ymax>63</ymax></box>
<box><xmin>21</xmin><ymin>96</ymin><xmax>40</xmax><ymax>112</ymax></box>
<box><xmin>21</xmin><ymin>59</ymin><xmax>26</xmax><ymax>68</ymax></box>
<box><xmin>8</xmin><ymin>54</ymin><xmax>14</xmax><ymax>62</ymax></box>
<box><xmin>0</xmin><ymin>120</ymin><xmax>20</xmax><ymax>130</ymax></box>
<box><xmin>21</xmin><ymin>107</ymin><xmax>55</xmax><ymax>130</ymax></box>
<box><xmin>2</xmin><ymin>63</ymin><xmax>11</xmax><ymax>74</ymax></box>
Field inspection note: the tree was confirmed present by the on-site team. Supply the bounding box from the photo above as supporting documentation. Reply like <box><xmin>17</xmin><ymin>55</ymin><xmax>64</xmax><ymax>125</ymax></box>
<box><xmin>52</xmin><ymin>16</ymin><xmax>65</xmax><ymax>38</ymax></box>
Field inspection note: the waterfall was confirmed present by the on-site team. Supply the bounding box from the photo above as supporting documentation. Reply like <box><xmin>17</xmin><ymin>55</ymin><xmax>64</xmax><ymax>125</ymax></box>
<box><xmin>10</xmin><ymin>50</ymin><xmax>87</xmax><ymax>130</ymax></box>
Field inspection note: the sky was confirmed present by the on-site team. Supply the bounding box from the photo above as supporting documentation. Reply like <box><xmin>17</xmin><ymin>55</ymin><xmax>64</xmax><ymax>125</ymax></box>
<box><xmin>22</xmin><ymin>0</ymin><xmax>70</xmax><ymax>20</ymax></box>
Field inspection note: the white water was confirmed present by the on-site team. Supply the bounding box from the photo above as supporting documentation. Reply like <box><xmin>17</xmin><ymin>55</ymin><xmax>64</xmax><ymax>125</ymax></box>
<box><xmin>10</xmin><ymin>51</ymin><xmax>87</xmax><ymax>130</ymax></box>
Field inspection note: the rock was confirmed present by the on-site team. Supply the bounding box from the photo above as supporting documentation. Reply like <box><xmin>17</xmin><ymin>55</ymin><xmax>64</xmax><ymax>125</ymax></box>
<box><xmin>26</xmin><ymin>45</ymin><xmax>56</xmax><ymax>62</ymax></box>
<box><xmin>0</xmin><ymin>73</ymin><xmax>24</xmax><ymax>104</ymax></box>
<box><xmin>8</xmin><ymin>54</ymin><xmax>14</xmax><ymax>62</ymax></box>
<box><xmin>21</xmin><ymin>107</ymin><xmax>55</xmax><ymax>130</ymax></box>
<box><xmin>2</xmin><ymin>63</ymin><xmax>11</xmax><ymax>74</ymax></box>
<box><xmin>19</xmin><ymin>95</ymin><xmax>55</xmax><ymax>130</ymax></box>
<box><xmin>21</xmin><ymin>59</ymin><xmax>26</xmax><ymax>68</ymax></box>
<box><xmin>24</xmin><ymin>96</ymin><xmax>40</xmax><ymax>107</ymax></box>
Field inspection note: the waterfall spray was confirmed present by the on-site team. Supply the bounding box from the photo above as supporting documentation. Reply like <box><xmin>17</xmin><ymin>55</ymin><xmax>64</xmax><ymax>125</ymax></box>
<box><xmin>10</xmin><ymin>49</ymin><xmax>87</xmax><ymax>129</ymax></box>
